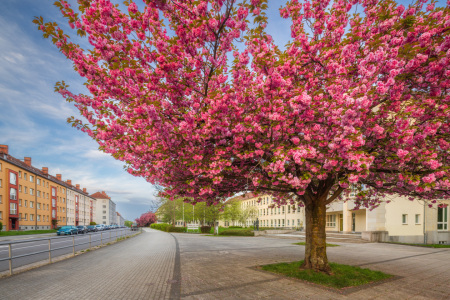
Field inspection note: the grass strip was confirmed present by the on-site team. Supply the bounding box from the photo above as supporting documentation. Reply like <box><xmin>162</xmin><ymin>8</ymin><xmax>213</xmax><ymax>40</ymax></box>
<box><xmin>0</xmin><ymin>230</ymin><xmax>57</xmax><ymax>236</ymax></box>
<box><xmin>261</xmin><ymin>260</ymin><xmax>392</xmax><ymax>289</ymax></box>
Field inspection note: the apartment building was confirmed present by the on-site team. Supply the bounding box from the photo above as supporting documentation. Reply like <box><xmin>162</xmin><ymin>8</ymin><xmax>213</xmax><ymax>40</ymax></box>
<box><xmin>66</xmin><ymin>182</ymin><xmax>96</xmax><ymax>226</ymax></box>
<box><xmin>91</xmin><ymin>191</ymin><xmax>117</xmax><ymax>225</ymax></box>
<box><xmin>116</xmin><ymin>212</ymin><xmax>125</xmax><ymax>227</ymax></box>
<box><xmin>225</xmin><ymin>193</ymin><xmax>306</xmax><ymax>229</ymax></box>
<box><xmin>0</xmin><ymin>145</ymin><xmax>68</xmax><ymax>230</ymax></box>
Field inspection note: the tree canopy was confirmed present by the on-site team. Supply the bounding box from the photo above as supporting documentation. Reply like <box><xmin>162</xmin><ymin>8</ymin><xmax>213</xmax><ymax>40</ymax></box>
<box><xmin>36</xmin><ymin>0</ymin><xmax>450</xmax><ymax>273</ymax></box>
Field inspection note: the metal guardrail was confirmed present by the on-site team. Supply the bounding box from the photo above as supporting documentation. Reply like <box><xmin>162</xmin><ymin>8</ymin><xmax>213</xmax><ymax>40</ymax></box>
<box><xmin>0</xmin><ymin>228</ymin><xmax>142</xmax><ymax>275</ymax></box>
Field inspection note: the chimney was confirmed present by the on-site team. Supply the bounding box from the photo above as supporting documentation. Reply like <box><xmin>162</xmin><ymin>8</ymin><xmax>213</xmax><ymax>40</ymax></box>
<box><xmin>67</xmin><ymin>180</ymin><xmax>72</xmax><ymax>186</ymax></box>
<box><xmin>42</xmin><ymin>167</ymin><xmax>48</xmax><ymax>175</ymax></box>
<box><xmin>56</xmin><ymin>174</ymin><xmax>62</xmax><ymax>181</ymax></box>
<box><xmin>83</xmin><ymin>188</ymin><xmax>87</xmax><ymax>193</ymax></box>
<box><xmin>24</xmin><ymin>157</ymin><xmax>32</xmax><ymax>166</ymax></box>
<box><xmin>76</xmin><ymin>184</ymin><xmax>80</xmax><ymax>189</ymax></box>
<box><xmin>0</xmin><ymin>145</ymin><xmax>8</xmax><ymax>155</ymax></box>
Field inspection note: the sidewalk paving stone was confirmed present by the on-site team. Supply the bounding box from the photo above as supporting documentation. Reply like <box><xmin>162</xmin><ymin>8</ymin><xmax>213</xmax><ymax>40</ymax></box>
<box><xmin>0</xmin><ymin>228</ymin><xmax>449</xmax><ymax>299</ymax></box>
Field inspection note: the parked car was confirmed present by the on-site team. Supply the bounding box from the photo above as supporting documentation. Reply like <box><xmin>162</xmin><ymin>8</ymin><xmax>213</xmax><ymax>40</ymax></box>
<box><xmin>95</xmin><ymin>225</ymin><xmax>103</xmax><ymax>231</ymax></box>
<box><xmin>87</xmin><ymin>225</ymin><xmax>98</xmax><ymax>232</ymax></box>
<box><xmin>76</xmin><ymin>226</ymin><xmax>87</xmax><ymax>234</ymax></box>
<box><xmin>57</xmin><ymin>226</ymin><xmax>78</xmax><ymax>236</ymax></box>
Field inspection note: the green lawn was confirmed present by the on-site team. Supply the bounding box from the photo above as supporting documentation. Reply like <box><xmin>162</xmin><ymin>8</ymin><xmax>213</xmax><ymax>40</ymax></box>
<box><xmin>293</xmin><ymin>242</ymin><xmax>339</xmax><ymax>247</ymax></box>
<box><xmin>0</xmin><ymin>230</ymin><xmax>57</xmax><ymax>236</ymax></box>
<box><xmin>261</xmin><ymin>260</ymin><xmax>392</xmax><ymax>289</ymax></box>
<box><xmin>384</xmin><ymin>242</ymin><xmax>450</xmax><ymax>248</ymax></box>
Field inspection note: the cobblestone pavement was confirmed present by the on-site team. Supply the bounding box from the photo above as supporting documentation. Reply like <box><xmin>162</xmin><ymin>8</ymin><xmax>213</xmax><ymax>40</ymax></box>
<box><xmin>178</xmin><ymin>234</ymin><xmax>450</xmax><ymax>299</ymax></box>
<box><xmin>0</xmin><ymin>229</ymin><xmax>449</xmax><ymax>299</ymax></box>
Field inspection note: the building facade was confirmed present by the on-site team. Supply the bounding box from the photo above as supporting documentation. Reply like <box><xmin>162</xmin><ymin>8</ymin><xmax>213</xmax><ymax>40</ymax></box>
<box><xmin>0</xmin><ymin>145</ymin><xmax>69</xmax><ymax>230</ymax></box>
<box><xmin>116</xmin><ymin>212</ymin><xmax>125</xmax><ymax>227</ymax></box>
<box><xmin>227</xmin><ymin>192</ymin><xmax>450</xmax><ymax>245</ymax></box>
<box><xmin>91</xmin><ymin>191</ymin><xmax>117</xmax><ymax>225</ymax></box>
<box><xmin>0</xmin><ymin>145</ymin><xmax>125</xmax><ymax>231</ymax></box>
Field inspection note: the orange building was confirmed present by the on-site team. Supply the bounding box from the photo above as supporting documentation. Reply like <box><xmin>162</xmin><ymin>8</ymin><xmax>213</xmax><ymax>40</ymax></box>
<box><xmin>0</xmin><ymin>145</ymin><xmax>68</xmax><ymax>230</ymax></box>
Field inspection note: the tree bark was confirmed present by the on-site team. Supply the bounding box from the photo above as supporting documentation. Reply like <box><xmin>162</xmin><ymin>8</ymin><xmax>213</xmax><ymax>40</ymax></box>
<box><xmin>301</xmin><ymin>198</ymin><xmax>332</xmax><ymax>274</ymax></box>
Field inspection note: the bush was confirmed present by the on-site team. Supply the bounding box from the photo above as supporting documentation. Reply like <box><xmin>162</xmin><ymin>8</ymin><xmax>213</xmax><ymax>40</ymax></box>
<box><xmin>90</xmin><ymin>221</ymin><xmax>97</xmax><ymax>225</ymax></box>
<box><xmin>219</xmin><ymin>229</ymin><xmax>254</xmax><ymax>236</ymax></box>
<box><xmin>150</xmin><ymin>223</ymin><xmax>171</xmax><ymax>231</ymax></box>
<box><xmin>0</xmin><ymin>221</ymin><xmax>2</xmax><ymax>232</ymax></box>
<box><xmin>200</xmin><ymin>225</ymin><xmax>211</xmax><ymax>233</ymax></box>
<box><xmin>167</xmin><ymin>226</ymin><xmax>186</xmax><ymax>233</ymax></box>
<box><xmin>228</xmin><ymin>226</ymin><xmax>243</xmax><ymax>228</ymax></box>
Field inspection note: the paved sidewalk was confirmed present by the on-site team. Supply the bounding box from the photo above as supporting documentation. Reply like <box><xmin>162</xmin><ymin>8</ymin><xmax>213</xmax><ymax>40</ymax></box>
<box><xmin>0</xmin><ymin>228</ymin><xmax>177</xmax><ymax>300</ymax></box>
<box><xmin>0</xmin><ymin>228</ymin><xmax>449</xmax><ymax>299</ymax></box>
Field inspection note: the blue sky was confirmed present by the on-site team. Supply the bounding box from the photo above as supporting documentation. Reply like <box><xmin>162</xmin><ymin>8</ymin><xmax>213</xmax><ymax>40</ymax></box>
<box><xmin>0</xmin><ymin>0</ymin><xmax>444</xmax><ymax>221</ymax></box>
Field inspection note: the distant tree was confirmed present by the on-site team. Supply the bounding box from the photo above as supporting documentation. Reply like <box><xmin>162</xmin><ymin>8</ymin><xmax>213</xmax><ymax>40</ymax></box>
<box><xmin>51</xmin><ymin>219</ymin><xmax>58</xmax><ymax>229</ymax></box>
<box><xmin>221</xmin><ymin>201</ymin><xmax>242</xmax><ymax>226</ymax></box>
<box><xmin>135</xmin><ymin>211</ymin><xmax>157</xmax><ymax>227</ymax></box>
<box><xmin>240</xmin><ymin>206</ymin><xmax>258</xmax><ymax>227</ymax></box>
<box><xmin>89</xmin><ymin>221</ymin><xmax>97</xmax><ymax>225</ymax></box>
<box><xmin>124</xmin><ymin>220</ymin><xmax>133</xmax><ymax>228</ymax></box>
<box><xmin>0</xmin><ymin>221</ymin><xmax>3</xmax><ymax>232</ymax></box>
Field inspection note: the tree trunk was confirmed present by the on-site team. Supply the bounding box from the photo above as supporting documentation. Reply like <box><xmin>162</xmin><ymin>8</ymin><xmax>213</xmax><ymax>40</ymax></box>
<box><xmin>301</xmin><ymin>199</ymin><xmax>332</xmax><ymax>274</ymax></box>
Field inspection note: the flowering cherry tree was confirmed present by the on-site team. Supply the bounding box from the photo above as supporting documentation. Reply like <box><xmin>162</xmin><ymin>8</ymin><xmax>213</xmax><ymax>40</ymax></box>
<box><xmin>35</xmin><ymin>0</ymin><xmax>450</xmax><ymax>273</ymax></box>
<box><xmin>135</xmin><ymin>211</ymin><xmax>157</xmax><ymax>227</ymax></box>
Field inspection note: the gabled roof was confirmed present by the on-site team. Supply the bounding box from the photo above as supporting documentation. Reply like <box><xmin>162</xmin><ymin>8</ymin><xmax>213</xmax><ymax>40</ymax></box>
<box><xmin>90</xmin><ymin>191</ymin><xmax>111</xmax><ymax>199</ymax></box>
<box><xmin>227</xmin><ymin>192</ymin><xmax>259</xmax><ymax>203</ymax></box>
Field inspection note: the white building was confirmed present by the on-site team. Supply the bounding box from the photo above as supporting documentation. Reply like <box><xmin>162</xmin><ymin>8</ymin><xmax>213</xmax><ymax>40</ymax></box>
<box><xmin>91</xmin><ymin>191</ymin><xmax>117</xmax><ymax>225</ymax></box>
<box><xmin>65</xmin><ymin>180</ymin><xmax>94</xmax><ymax>226</ymax></box>
<box><xmin>116</xmin><ymin>212</ymin><xmax>125</xmax><ymax>226</ymax></box>
<box><xmin>230</xmin><ymin>192</ymin><xmax>449</xmax><ymax>244</ymax></box>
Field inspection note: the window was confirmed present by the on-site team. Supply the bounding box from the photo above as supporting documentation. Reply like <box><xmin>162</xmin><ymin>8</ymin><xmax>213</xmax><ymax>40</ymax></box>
<box><xmin>52</xmin><ymin>211</ymin><xmax>55</xmax><ymax>218</ymax></box>
<box><xmin>0</xmin><ymin>179</ymin><xmax>2</xmax><ymax>187</ymax></box>
<box><xmin>19</xmin><ymin>199</ymin><xmax>22</xmax><ymax>206</ymax></box>
<box><xmin>415</xmin><ymin>214</ymin><xmax>420</xmax><ymax>224</ymax></box>
<box><xmin>103</xmin><ymin>216</ymin><xmax>106</xmax><ymax>219</ymax></box>
<box><xmin>19</xmin><ymin>185</ymin><xmax>22</xmax><ymax>192</ymax></box>
<box><xmin>37</xmin><ymin>191</ymin><xmax>41</xmax><ymax>197</ymax></box>
<box><xmin>24</xmin><ymin>200</ymin><xmax>28</xmax><ymax>207</ymax></box>
<box><xmin>19</xmin><ymin>171</ymin><xmax>22</xmax><ymax>178</ymax></box>
<box><xmin>326</xmin><ymin>215</ymin><xmax>336</xmax><ymax>227</ymax></box>
<box><xmin>0</xmin><ymin>162</ymin><xmax>2</xmax><ymax>171</ymax></box>
<box><xmin>437</xmin><ymin>207</ymin><xmax>448</xmax><ymax>230</ymax></box>
<box><xmin>24</xmin><ymin>213</ymin><xmax>27</xmax><ymax>220</ymax></box>
<box><xmin>10</xmin><ymin>203</ymin><xmax>17</xmax><ymax>215</ymax></box>
<box><xmin>103</xmin><ymin>205</ymin><xmax>106</xmax><ymax>208</ymax></box>
<box><xmin>402</xmin><ymin>214</ymin><xmax>408</xmax><ymax>224</ymax></box>
<box><xmin>37</xmin><ymin>203</ymin><xmax>41</xmax><ymax>209</ymax></box>
<box><xmin>37</xmin><ymin>215</ymin><xmax>41</xmax><ymax>221</ymax></box>
<box><xmin>0</xmin><ymin>211</ymin><xmax>2</xmax><ymax>219</ymax></box>
<box><xmin>10</xmin><ymin>188</ymin><xmax>17</xmax><ymax>200</ymax></box>
<box><xmin>30</xmin><ymin>175</ymin><xmax>34</xmax><ymax>183</ymax></box>
<box><xmin>30</xmin><ymin>188</ymin><xmax>34</xmax><ymax>195</ymax></box>
<box><xmin>52</xmin><ymin>188</ymin><xmax>56</xmax><ymax>197</ymax></box>
<box><xmin>30</xmin><ymin>201</ymin><xmax>34</xmax><ymax>208</ymax></box>
<box><xmin>24</xmin><ymin>186</ymin><xmax>28</xmax><ymax>193</ymax></box>
<box><xmin>52</xmin><ymin>199</ymin><xmax>56</xmax><ymax>207</ymax></box>
<box><xmin>103</xmin><ymin>211</ymin><xmax>106</xmax><ymax>214</ymax></box>
<box><xmin>10</xmin><ymin>172</ymin><xmax>17</xmax><ymax>185</ymax></box>
<box><xmin>24</xmin><ymin>173</ymin><xmax>27</xmax><ymax>180</ymax></box>
<box><xmin>0</xmin><ymin>195</ymin><xmax>2</xmax><ymax>204</ymax></box>
<box><xmin>37</xmin><ymin>178</ymin><xmax>41</xmax><ymax>185</ymax></box>
<box><xmin>30</xmin><ymin>214</ymin><xmax>34</xmax><ymax>221</ymax></box>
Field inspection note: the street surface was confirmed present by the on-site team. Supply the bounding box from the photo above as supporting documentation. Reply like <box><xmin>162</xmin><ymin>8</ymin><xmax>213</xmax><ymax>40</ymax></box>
<box><xmin>0</xmin><ymin>228</ymin><xmax>449</xmax><ymax>299</ymax></box>
<box><xmin>0</xmin><ymin>229</ymin><xmax>133</xmax><ymax>273</ymax></box>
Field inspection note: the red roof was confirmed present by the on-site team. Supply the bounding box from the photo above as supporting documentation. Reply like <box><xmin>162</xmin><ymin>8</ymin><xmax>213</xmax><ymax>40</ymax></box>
<box><xmin>90</xmin><ymin>191</ymin><xmax>111</xmax><ymax>199</ymax></box>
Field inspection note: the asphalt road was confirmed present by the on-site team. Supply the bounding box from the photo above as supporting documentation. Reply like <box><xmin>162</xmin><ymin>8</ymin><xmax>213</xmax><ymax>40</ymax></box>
<box><xmin>0</xmin><ymin>229</ymin><xmax>133</xmax><ymax>273</ymax></box>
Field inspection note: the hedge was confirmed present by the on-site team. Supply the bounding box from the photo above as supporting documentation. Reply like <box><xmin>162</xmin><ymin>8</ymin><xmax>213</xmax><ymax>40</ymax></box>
<box><xmin>150</xmin><ymin>223</ymin><xmax>186</xmax><ymax>233</ymax></box>
<box><xmin>200</xmin><ymin>226</ymin><xmax>211</xmax><ymax>233</ymax></box>
<box><xmin>219</xmin><ymin>229</ymin><xmax>254</xmax><ymax>236</ymax></box>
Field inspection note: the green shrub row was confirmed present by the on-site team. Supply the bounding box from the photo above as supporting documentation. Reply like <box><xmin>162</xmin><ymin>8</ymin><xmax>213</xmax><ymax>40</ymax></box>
<box><xmin>228</xmin><ymin>226</ymin><xmax>243</xmax><ymax>229</ymax></box>
<box><xmin>200</xmin><ymin>226</ymin><xmax>211</xmax><ymax>233</ymax></box>
<box><xmin>219</xmin><ymin>229</ymin><xmax>254</xmax><ymax>236</ymax></box>
<box><xmin>150</xmin><ymin>223</ymin><xmax>186</xmax><ymax>233</ymax></box>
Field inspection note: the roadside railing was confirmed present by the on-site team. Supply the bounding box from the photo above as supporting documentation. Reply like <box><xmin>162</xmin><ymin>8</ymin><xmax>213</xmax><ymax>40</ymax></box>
<box><xmin>0</xmin><ymin>228</ymin><xmax>142</xmax><ymax>275</ymax></box>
